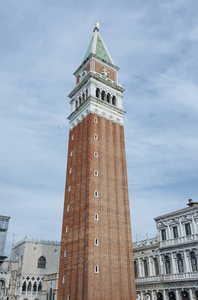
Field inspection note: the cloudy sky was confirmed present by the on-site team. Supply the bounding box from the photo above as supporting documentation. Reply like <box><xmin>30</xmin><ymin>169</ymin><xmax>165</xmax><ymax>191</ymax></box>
<box><xmin>1</xmin><ymin>0</ymin><xmax>198</xmax><ymax>253</ymax></box>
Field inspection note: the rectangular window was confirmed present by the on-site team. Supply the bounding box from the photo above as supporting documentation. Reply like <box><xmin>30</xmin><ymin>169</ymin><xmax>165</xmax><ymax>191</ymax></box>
<box><xmin>94</xmin><ymin>191</ymin><xmax>98</xmax><ymax>197</ymax></box>
<box><xmin>173</xmin><ymin>226</ymin><xmax>178</xmax><ymax>238</ymax></box>
<box><xmin>94</xmin><ymin>170</ymin><xmax>98</xmax><ymax>176</ymax></box>
<box><xmin>63</xmin><ymin>276</ymin><xmax>65</xmax><ymax>284</ymax></box>
<box><xmin>185</xmin><ymin>223</ymin><xmax>191</xmax><ymax>236</ymax></box>
<box><xmin>68</xmin><ymin>295</ymin><xmax>70</xmax><ymax>300</ymax></box>
<box><xmin>94</xmin><ymin>152</ymin><xmax>98</xmax><ymax>157</ymax></box>
<box><xmin>161</xmin><ymin>229</ymin><xmax>166</xmax><ymax>241</ymax></box>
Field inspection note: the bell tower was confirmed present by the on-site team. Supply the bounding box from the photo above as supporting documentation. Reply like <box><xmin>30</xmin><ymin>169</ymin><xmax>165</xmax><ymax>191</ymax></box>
<box><xmin>58</xmin><ymin>23</ymin><xmax>136</xmax><ymax>300</ymax></box>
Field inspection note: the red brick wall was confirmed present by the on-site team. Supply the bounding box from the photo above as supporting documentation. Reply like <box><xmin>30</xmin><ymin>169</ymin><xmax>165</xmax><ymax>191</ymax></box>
<box><xmin>58</xmin><ymin>113</ymin><xmax>136</xmax><ymax>300</ymax></box>
<box><xmin>94</xmin><ymin>60</ymin><xmax>117</xmax><ymax>82</ymax></box>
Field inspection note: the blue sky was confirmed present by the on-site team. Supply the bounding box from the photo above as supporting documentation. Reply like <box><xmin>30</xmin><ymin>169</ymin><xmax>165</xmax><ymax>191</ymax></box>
<box><xmin>1</xmin><ymin>0</ymin><xmax>198</xmax><ymax>253</ymax></box>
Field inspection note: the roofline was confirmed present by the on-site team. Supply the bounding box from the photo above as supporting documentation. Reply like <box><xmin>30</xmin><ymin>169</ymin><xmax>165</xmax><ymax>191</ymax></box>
<box><xmin>154</xmin><ymin>206</ymin><xmax>197</xmax><ymax>221</ymax></box>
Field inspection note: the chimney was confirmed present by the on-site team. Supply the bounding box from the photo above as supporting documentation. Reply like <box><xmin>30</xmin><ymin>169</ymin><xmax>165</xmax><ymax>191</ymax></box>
<box><xmin>187</xmin><ymin>199</ymin><xmax>198</xmax><ymax>207</ymax></box>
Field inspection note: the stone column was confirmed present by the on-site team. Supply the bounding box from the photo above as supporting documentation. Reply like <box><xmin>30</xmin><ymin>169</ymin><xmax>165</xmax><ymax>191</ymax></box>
<box><xmin>175</xmin><ymin>290</ymin><xmax>179</xmax><ymax>299</ymax></box>
<box><xmin>151</xmin><ymin>290</ymin><xmax>154</xmax><ymax>300</ymax></box>
<box><xmin>189</xmin><ymin>289</ymin><xmax>193</xmax><ymax>299</ymax></box>
<box><xmin>138</xmin><ymin>258</ymin><xmax>142</xmax><ymax>277</ymax></box>
<box><xmin>163</xmin><ymin>289</ymin><xmax>166</xmax><ymax>300</ymax></box>
<box><xmin>148</xmin><ymin>257</ymin><xmax>152</xmax><ymax>276</ymax></box>
<box><xmin>183</xmin><ymin>251</ymin><xmax>190</xmax><ymax>273</ymax></box>
<box><xmin>171</xmin><ymin>253</ymin><xmax>176</xmax><ymax>273</ymax></box>
<box><xmin>158</xmin><ymin>255</ymin><xmax>163</xmax><ymax>275</ymax></box>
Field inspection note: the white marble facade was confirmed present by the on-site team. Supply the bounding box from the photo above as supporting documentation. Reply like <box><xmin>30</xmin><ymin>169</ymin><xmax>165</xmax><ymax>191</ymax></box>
<box><xmin>133</xmin><ymin>200</ymin><xmax>198</xmax><ymax>300</ymax></box>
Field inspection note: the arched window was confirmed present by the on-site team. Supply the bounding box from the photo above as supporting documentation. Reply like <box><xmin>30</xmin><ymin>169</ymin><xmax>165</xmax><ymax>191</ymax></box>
<box><xmin>79</xmin><ymin>97</ymin><xmax>81</xmax><ymax>105</ymax></box>
<box><xmin>86</xmin><ymin>89</ymin><xmax>88</xmax><ymax>99</ymax></box>
<box><xmin>38</xmin><ymin>282</ymin><xmax>42</xmax><ymax>292</ymax></box>
<box><xmin>164</xmin><ymin>256</ymin><xmax>171</xmax><ymax>274</ymax></box>
<box><xmin>0</xmin><ymin>280</ymin><xmax>6</xmax><ymax>297</ymax></box>
<box><xmin>190</xmin><ymin>251</ymin><xmax>197</xmax><ymax>271</ymax></box>
<box><xmin>154</xmin><ymin>257</ymin><xmax>159</xmax><ymax>275</ymax></box>
<box><xmin>37</xmin><ymin>256</ymin><xmax>46</xmax><ymax>269</ymax></box>
<box><xmin>134</xmin><ymin>261</ymin><xmax>138</xmax><ymax>278</ymax></box>
<box><xmin>95</xmin><ymin>265</ymin><xmax>99</xmax><ymax>273</ymax></box>
<box><xmin>33</xmin><ymin>282</ymin><xmax>37</xmax><ymax>292</ymax></box>
<box><xmin>143</xmin><ymin>259</ymin><xmax>148</xmax><ymax>277</ymax></box>
<box><xmin>82</xmin><ymin>93</ymin><xmax>85</xmax><ymax>102</ymax></box>
<box><xmin>107</xmin><ymin>93</ymin><xmax>110</xmax><ymax>103</ymax></box>
<box><xmin>112</xmin><ymin>96</ymin><xmax>116</xmax><ymax>106</ymax></box>
<box><xmin>168</xmin><ymin>291</ymin><xmax>176</xmax><ymax>299</ymax></box>
<box><xmin>101</xmin><ymin>90</ymin><xmax>105</xmax><ymax>101</ymax></box>
<box><xmin>157</xmin><ymin>292</ymin><xmax>163</xmax><ymax>300</ymax></box>
<box><xmin>177</xmin><ymin>253</ymin><xmax>184</xmax><ymax>273</ymax></box>
<box><xmin>22</xmin><ymin>281</ymin><xmax>26</xmax><ymax>292</ymax></box>
<box><xmin>75</xmin><ymin>100</ymin><xmax>78</xmax><ymax>109</ymax></box>
<box><xmin>181</xmin><ymin>290</ymin><xmax>189</xmax><ymax>299</ymax></box>
<box><xmin>27</xmin><ymin>281</ymin><xmax>32</xmax><ymax>292</ymax></box>
<box><xmin>96</xmin><ymin>88</ymin><xmax>100</xmax><ymax>98</ymax></box>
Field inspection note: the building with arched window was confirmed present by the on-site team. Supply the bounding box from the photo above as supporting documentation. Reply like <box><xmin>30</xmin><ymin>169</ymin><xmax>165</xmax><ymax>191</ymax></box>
<box><xmin>1</xmin><ymin>236</ymin><xmax>61</xmax><ymax>300</ymax></box>
<box><xmin>133</xmin><ymin>199</ymin><xmax>198</xmax><ymax>299</ymax></box>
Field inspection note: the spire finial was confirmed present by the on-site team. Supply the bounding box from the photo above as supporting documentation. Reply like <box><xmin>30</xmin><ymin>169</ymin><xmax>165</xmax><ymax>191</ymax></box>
<box><xmin>94</xmin><ymin>22</ymin><xmax>99</xmax><ymax>31</ymax></box>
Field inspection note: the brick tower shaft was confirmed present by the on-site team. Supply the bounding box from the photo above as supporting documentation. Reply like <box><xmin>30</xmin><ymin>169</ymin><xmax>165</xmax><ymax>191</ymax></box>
<box><xmin>58</xmin><ymin>24</ymin><xmax>136</xmax><ymax>300</ymax></box>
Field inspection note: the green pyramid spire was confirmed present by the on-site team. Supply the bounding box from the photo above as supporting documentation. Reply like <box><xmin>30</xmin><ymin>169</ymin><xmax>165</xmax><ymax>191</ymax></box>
<box><xmin>81</xmin><ymin>23</ymin><xmax>114</xmax><ymax>65</ymax></box>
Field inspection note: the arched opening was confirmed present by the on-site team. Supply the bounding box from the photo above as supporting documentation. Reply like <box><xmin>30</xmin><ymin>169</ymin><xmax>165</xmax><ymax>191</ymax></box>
<box><xmin>165</xmin><ymin>256</ymin><xmax>171</xmax><ymax>274</ymax></box>
<box><xmin>27</xmin><ymin>281</ymin><xmax>32</xmax><ymax>292</ymax></box>
<box><xmin>101</xmin><ymin>90</ymin><xmax>105</xmax><ymax>101</ymax></box>
<box><xmin>95</xmin><ymin>265</ymin><xmax>99</xmax><ymax>273</ymax></box>
<box><xmin>195</xmin><ymin>290</ymin><xmax>198</xmax><ymax>300</ymax></box>
<box><xmin>107</xmin><ymin>93</ymin><xmax>110</xmax><ymax>103</ymax></box>
<box><xmin>143</xmin><ymin>259</ymin><xmax>148</xmax><ymax>277</ymax></box>
<box><xmin>38</xmin><ymin>282</ymin><xmax>42</xmax><ymax>292</ymax></box>
<box><xmin>37</xmin><ymin>256</ymin><xmax>46</xmax><ymax>269</ymax></box>
<box><xmin>134</xmin><ymin>261</ymin><xmax>138</xmax><ymax>278</ymax></box>
<box><xmin>157</xmin><ymin>292</ymin><xmax>163</xmax><ymax>300</ymax></box>
<box><xmin>79</xmin><ymin>96</ymin><xmax>81</xmax><ymax>105</ymax></box>
<box><xmin>190</xmin><ymin>251</ymin><xmax>197</xmax><ymax>271</ymax></box>
<box><xmin>96</xmin><ymin>88</ymin><xmax>100</xmax><ymax>98</ymax></box>
<box><xmin>75</xmin><ymin>100</ymin><xmax>78</xmax><ymax>109</ymax></box>
<box><xmin>181</xmin><ymin>290</ymin><xmax>189</xmax><ymax>300</ymax></box>
<box><xmin>0</xmin><ymin>280</ymin><xmax>6</xmax><ymax>298</ymax></box>
<box><xmin>154</xmin><ymin>257</ymin><xmax>159</xmax><ymax>275</ymax></box>
<box><xmin>177</xmin><ymin>253</ymin><xmax>184</xmax><ymax>273</ymax></box>
<box><xmin>168</xmin><ymin>291</ymin><xmax>176</xmax><ymax>299</ymax></box>
<box><xmin>86</xmin><ymin>89</ymin><xmax>88</xmax><ymax>99</ymax></box>
<box><xmin>82</xmin><ymin>93</ymin><xmax>85</xmax><ymax>102</ymax></box>
<box><xmin>112</xmin><ymin>96</ymin><xmax>116</xmax><ymax>106</ymax></box>
<box><xmin>22</xmin><ymin>281</ymin><xmax>26</xmax><ymax>292</ymax></box>
<box><xmin>33</xmin><ymin>282</ymin><xmax>37</xmax><ymax>292</ymax></box>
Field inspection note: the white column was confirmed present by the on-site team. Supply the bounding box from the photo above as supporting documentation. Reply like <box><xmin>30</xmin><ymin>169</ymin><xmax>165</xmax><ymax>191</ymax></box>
<box><xmin>151</xmin><ymin>290</ymin><xmax>154</xmax><ymax>300</ymax></box>
<box><xmin>163</xmin><ymin>290</ymin><xmax>166</xmax><ymax>300</ymax></box>
<box><xmin>179</xmin><ymin>220</ymin><xmax>184</xmax><ymax>238</ymax></box>
<box><xmin>158</xmin><ymin>255</ymin><xmax>163</xmax><ymax>275</ymax></box>
<box><xmin>183</xmin><ymin>251</ymin><xmax>190</xmax><ymax>272</ymax></box>
<box><xmin>138</xmin><ymin>259</ymin><xmax>142</xmax><ymax>277</ymax></box>
<box><xmin>140</xmin><ymin>291</ymin><xmax>143</xmax><ymax>300</ymax></box>
<box><xmin>175</xmin><ymin>290</ymin><xmax>179</xmax><ymax>299</ymax></box>
<box><xmin>171</xmin><ymin>253</ymin><xmax>176</xmax><ymax>273</ymax></box>
<box><xmin>148</xmin><ymin>257</ymin><xmax>152</xmax><ymax>276</ymax></box>
<box><xmin>167</xmin><ymin>225</ymin><xmax>171</xmax><ymax>242</ymax></box>
<box><xmin>189</xmin><ymin>289</ymin><xmax>193</xmax><ymax>299</ymax></box>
